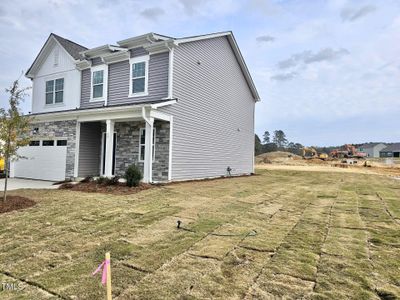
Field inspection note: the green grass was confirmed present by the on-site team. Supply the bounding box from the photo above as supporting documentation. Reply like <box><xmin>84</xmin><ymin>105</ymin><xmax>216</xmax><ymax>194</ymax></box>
<box><xmin>0</xmin><ymin>169</ymin><xmax>399</xmax><ymax>299</ymax></box>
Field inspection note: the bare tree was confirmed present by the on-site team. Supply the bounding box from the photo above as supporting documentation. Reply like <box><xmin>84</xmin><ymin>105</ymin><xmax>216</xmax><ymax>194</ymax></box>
<box><xmin>0</xmin><ymin>79</ymin><xmax>32</xmax><ymax>202</ymax></box>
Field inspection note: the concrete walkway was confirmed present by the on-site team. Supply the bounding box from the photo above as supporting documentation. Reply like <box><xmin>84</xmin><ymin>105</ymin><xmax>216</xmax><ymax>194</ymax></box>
<box><xmin>0</xmin><ymin>178</ymin><xmax>60</xmax><ymax>191</ymax></box>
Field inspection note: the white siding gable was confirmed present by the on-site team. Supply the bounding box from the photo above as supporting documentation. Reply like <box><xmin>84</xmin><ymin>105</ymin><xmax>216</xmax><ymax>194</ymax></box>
<box><xmin>32</xmin><ymin>42</ymin><xmax>81</xmax><ymax>114</ymax></box>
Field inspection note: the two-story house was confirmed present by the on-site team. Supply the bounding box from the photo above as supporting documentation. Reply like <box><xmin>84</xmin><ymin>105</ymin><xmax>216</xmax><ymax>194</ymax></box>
<box><xmin>10</xmin><ymin>31</ymin><xmax>260</xmax><ymax>182</ymax></box>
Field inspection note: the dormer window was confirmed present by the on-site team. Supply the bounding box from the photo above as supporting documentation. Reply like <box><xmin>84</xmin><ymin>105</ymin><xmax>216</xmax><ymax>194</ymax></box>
<box><xmin>45</xmin><ymin>78</ymin><xmax>64</xmax><ymax>105</ymax></box>
<box><xmin>129</xmin><ymin>55</ymin><xmax>149</xmax><ymax>97</ymax></box>
<box><xmin>90</xmin><ymin>65</ymin><xmax>108</xmax><ymax>102</ymax></box>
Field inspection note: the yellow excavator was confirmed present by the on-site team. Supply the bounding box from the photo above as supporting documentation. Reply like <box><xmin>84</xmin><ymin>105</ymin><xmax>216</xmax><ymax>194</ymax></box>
<box><xmin>0</xmin><ymin>157</ymin><xmax>4</xmax><ymax>174</ymax></box>
<box><xmin>302</xmin><ymin>147</ymin><xmax>328</xmax><ymax>160</ymax></box>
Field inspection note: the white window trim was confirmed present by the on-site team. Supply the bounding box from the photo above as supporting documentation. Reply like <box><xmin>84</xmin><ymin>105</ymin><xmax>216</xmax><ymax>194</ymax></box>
<box><xmin>90</xmin><ymin>64</ymin><xmax>108</xmax><ymax>103</ymax></box>
<box><xmin>129</xmin><ymin>55</ymin><xmax>149</xmax><ymax>98</ymax></box>
<box><xmin>45</xmin><ymin>77</ymin><xmax>65</xmax><ymax>106</ymax></box>
<box><xmin>138</xmin><ymin>127</ymin><xmax>155</xmax><ymax>162</ymax></box>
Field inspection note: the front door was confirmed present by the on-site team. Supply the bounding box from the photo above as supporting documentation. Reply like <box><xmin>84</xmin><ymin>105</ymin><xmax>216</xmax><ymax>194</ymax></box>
<box><xmin>101</xmin><ymin>132</ymin><xmax>117</xmax><ymax>176</ymax></box>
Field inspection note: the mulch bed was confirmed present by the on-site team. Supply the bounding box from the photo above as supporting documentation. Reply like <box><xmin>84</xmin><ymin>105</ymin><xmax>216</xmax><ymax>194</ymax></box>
<box><xmin>59</xmin><ymin>181</ymin><xmax>153</xmax><ymax>195</ymax></box>
<box><xmin>0</xmin><ymin>196</ymin><xmax>36</xmax><ymax>214</ymax></box>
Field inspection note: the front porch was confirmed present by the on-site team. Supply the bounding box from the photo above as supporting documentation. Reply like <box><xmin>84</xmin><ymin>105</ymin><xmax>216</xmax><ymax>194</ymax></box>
<box><xmin>74</xmin><ymin>105</ymin><xmax>173</xmax><ymax>183</ymax></box>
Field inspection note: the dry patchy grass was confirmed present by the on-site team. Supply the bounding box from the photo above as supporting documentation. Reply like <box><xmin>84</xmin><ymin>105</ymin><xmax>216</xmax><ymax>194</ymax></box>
<box><xmin>0</xmin><ymin>169</ymin><xmax>399</xmax><ymax>299</ymax></box>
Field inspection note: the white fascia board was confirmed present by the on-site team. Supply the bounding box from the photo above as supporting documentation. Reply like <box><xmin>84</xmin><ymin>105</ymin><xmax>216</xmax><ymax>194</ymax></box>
<box><xmin>226</xmin><ymin>35</ymin><xmax>261</xmax><ymax>101</ymax></box>
<box><xmin>102</xmin><ymin>50</ymin><xmax>130</xmax><ymax>64</ymax></box>
<box><xmin>80</xmin><ymin>44</ymin><xmax>110</xmax><ymax>58</ymax></box>
<box><xmin>149</xmin><ymin>110</ymin><xmax>172</xmax><ymax>122</ymax></box>
<box><xmin>151</xmin><ymin>99</ymin><xmax>177</xmax><ymax>109</ymax></box>
<box><xmin>81</xmin><ymin>45</ymin><xmax>126</xmax><ymax>58</ymax></box>
<box><xmin>117</xmin><ymin>33</ymin><xmax>170</xmax><ymax>49</ymax></box>
<box><xmin>29</xmin><ymin>102</ymin><xmax>174</xmax><ymax>122</ymax></box>
<box><xmin>76</xmin><ymin>59</ymin><xmax>92</xmax><ymax>70</ymax></box>
<box><xmin>174</xmin><ymin>31</ymin><xmax>231</xmax><ymax>45</ymax></box>
<box><xmin>144</xmin><ymin>40</ymin><xmax>176</xmax><ymax>55</ymax></box>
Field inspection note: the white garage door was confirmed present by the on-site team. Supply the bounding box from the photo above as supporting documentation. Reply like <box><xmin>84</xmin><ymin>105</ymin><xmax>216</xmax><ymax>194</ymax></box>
<box><xmin>11</xmin><ymin>142</ymin><xmax>67</xmax><ymax>181</ymax></box>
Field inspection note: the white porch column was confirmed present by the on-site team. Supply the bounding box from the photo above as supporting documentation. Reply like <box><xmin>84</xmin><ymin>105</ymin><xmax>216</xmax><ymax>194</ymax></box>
<box><xmin>104</xmin><ymin>119</ymin><xmax>115</xmax><ymax>177</ymax></box>
<box><xmin>143</xmin><ymin>117</ymin><xmax>154</xmax><ymax>183</ymax></box>
<box><xmin>73</xmin><ymin>121</ymin><xmax>81</xmax><ymax>178</ymax></box>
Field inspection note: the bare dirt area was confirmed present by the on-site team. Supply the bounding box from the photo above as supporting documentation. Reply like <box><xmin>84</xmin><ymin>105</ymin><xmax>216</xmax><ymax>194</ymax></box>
<box><xmin>256</xmin><ymin>151</ymin><xmax>400</xmax><ymax>178</ymax></box>
<box><xmin>0</xmin><ymin>196</ymin><xmax>36</xmax><ymax>214</ymax></box>
<box><xmin>0</xmin><ymin>168</ymin><xmax>399</xmax><ymax>299</ymax></box>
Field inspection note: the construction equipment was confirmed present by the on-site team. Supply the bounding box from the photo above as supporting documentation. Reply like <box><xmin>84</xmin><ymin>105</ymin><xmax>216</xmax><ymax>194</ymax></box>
<box><xmin>302</xmin><ymin>147</ymin><xmax>317</xmax><ymax>158</ymax></box>
<box><xmin>330</xmin><ymin>144</ymin><xmax>367</xmax><ymax>159</ymax></box>
<box><xmin>318</xmin><ymin>153</ymin><xmax>329</xmax><ymax>160</ymax></box>
<box><xmin>0</xmin><ymin>157</ymin><xmax>4</xmax><ymax>173</ymax></box>
<box><xmin>302</xmin><ymin>147</ymin><xmax>328</xmax><ymax>160</ymax></box>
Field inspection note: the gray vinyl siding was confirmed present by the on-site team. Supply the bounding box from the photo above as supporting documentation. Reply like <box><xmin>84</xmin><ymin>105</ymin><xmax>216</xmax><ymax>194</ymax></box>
<box><xmin>130</xmin><ymin>47</ymin><xmax>148</xmax><ymax>57</ymax></box>
<box><xmin>80</xmin><ymin>52</ymin><xmax>169</xmax><ymax>108</ymax></box>
<box><xmin>78</xmin><ymin>122</ymin><xmax>102</xmax><ymax>177</ymax></box>
<box><xmin>80</xmin><ymin>68</ymin><xmax>104</xmax><ymax>109</ymax></box>
<box><xmin>161</xmin><ymin>36</ymin><xmax>255</xmax><ymax>180</ymax></box>
<box><xmin>91</xmin><ymin>57</ymin><xmax>103</xmax><ymax>66</ymax></box>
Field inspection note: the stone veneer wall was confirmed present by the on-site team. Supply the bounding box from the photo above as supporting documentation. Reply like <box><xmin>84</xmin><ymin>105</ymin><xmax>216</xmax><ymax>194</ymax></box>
<box><xmin>114</xmin><ymin>120</ymin><xmax>170</xmax><ymax>182</ymax></box>
<box><xmin>29</xmin><ymin>120</ymin><xmax>77</xmax><ymax>178</ymax></box>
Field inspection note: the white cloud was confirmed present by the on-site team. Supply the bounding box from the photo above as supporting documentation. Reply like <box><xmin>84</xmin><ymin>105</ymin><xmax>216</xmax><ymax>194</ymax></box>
<box><xmin>341</xmin><ymin>5</ymin><xmax>377</xmax><ymax>22</ymax></box>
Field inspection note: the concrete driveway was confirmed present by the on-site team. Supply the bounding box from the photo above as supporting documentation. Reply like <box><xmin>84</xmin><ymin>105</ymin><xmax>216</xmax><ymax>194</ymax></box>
<box><xmin>0</xmin><ymin>178</ymin><xmax>59</xmax><ymax>191</ymax></box>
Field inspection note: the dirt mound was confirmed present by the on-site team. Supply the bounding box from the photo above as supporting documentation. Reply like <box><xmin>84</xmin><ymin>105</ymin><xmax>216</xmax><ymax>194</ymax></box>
<box><xmin>0</xmin><ymin>196</ymin><xmax>36</xmax><ymax>214</ymax></box>
<box><xmin>256</xmin><ymin>151</ymin><xmax>302</xmax><ymax>164</ymax></box>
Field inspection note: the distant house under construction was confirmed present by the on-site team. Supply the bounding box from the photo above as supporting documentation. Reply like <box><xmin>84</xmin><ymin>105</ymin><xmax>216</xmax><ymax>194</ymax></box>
<box><xmin>359</xmin><ymin>143</ymin><xmax>386</xmax><ymax>158</ymax></box>
<box><xmin>379</xmin><ymin>143</ymin><xmax>400</xmax><ymax>158</ymax></box>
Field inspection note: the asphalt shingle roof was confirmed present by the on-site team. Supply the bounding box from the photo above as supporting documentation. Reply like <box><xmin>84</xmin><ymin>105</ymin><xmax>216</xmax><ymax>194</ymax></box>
<box><xmin>51</xmin><ymin>33</ymin><xmax>87</xmax><ymax>60</ymax></box>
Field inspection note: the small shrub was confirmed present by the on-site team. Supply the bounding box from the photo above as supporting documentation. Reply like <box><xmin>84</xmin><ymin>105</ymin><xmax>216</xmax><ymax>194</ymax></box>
<box><xmin>96</xmin><ymin>176</ymin><xmax>107</xmax><ymax>184</ymax></box>
<box><xmin>124</xmin><ymin>165</ymin><xmax>143</xmax><ymax>187</ymax></box>
<box><xmin>104</xmin><ymin>176</ymin><xmax>120</xmax><ymax>185</ymax></box>
<box><xmin>80</xmin><ymin>176</ymin><xmax>93</xmax><ymax>183</ymax></box>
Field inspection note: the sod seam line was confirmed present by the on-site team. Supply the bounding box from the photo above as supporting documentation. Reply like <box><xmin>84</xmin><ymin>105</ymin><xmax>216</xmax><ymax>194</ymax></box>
<box><xmin>0</xmin><ymin>270</ymin><xmax>67</xmax><ymax>299</ymax></box>
<box><xmin>244</xmin><ymin>197</ymin><xmax>315</xmax><ymax>299</ymax></box>
<box><xmin>375</xmin><ymin>192</ymin><xmax>400</xmax><ymax>226</ymax></box>
<box><xmin>311</xmin><ymin>197</ymin><xmax>335</xmax><ymax>294</ymax></box>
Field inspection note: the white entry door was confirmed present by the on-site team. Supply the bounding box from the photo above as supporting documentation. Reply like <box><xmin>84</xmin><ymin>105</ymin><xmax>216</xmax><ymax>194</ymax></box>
<box><xmin>10</xmin><ymin>140</ymin><xmax>67</xmax><ymax>181</ymax></box>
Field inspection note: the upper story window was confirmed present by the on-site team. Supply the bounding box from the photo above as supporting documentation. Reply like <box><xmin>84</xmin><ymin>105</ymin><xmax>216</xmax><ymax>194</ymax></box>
<box><xmin>129</xmin><ymin>55</ymin><xmax>149</xmax><ymax>97</ymax></box>
<box><xmin>90</xmin><ymin>65</ymin><xmax>108</xmax><ymax>102</ymax></box>
<box><xmin>45</xmin><ymin>78</ymin><xmax>64</xmax><ymax>105</ymax></box>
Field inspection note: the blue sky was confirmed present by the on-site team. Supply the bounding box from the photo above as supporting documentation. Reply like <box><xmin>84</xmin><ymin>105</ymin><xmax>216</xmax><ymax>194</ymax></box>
<box><xmin>0</xmin><ymin>0</ymin><xmax>399</xmax><ymax>146</ymax></box>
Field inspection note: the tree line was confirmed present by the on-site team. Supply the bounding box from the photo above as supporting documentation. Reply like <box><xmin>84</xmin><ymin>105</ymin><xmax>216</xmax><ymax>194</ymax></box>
<box><xmin>255</xmin><ymin>130</ymin><xmax>304</xmax><ymax>156</ymax></box>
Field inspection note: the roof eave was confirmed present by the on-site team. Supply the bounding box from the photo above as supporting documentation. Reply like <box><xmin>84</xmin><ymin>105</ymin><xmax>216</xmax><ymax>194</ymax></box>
<box><xmin>80</xmin><ymin>44</ymin><xmax>127</xmax><ymax>58</ymax></box>
<box><xmin>117</xmin><ymin>32</ymin><xmax>170</xmax><ymax>49</ymax></box>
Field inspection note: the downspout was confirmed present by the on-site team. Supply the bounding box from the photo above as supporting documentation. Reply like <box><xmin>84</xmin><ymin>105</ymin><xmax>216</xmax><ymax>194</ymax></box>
<box><xmin>141</xmin><ymin>106</ymin><xmax>151</xmax><ymax>125</ymax></box>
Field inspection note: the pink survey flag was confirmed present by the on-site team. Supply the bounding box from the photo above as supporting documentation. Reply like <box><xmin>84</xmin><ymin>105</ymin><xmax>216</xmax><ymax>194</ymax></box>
<box><xmin>92</xmin><ymin>259</ymin><xmax>110</xmax><ymax>286</ymax></box>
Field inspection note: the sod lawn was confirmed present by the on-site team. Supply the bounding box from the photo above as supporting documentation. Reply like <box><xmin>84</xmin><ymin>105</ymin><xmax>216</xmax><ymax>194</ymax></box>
<box><xmin>0</xmin><ymin>169</ymin><xmax>399</xmax><ymax>299</ymax></box>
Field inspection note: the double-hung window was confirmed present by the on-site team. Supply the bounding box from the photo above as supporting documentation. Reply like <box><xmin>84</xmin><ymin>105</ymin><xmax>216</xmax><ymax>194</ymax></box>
<box><xmin>139</xmin><ymin>128</ymin><xmax>155</xmax><ymax>162</ymax></box>
<box><xmin>45</xmin><ymin>78</ymin><xmax>64</xmax><ymax>104</ymax></box>
<box><xmin>129</xmin><ymin>56</ymin><xmax>149</xmax><ymax>97</ymax></box>
<box><xmin>90</xmin><ymin>65</ymin><xmax>108</xmax><ymax>102</ymax></box>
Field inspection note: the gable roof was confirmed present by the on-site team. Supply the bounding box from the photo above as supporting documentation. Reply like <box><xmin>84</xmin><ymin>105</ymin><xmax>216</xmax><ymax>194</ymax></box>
<box><xmin>381</xmin><ymin>143</ymin><xmax>400</xmax><ymax>152</ymax></box>
<box><xmin>360</xmin><ymin>143</ymin><xmax>386</xmax><ymax>149</ymax></box>
<box><xmin>51</xmin><ymin>33</ymin><xmax>87</xmax><ymax>60</ymax></box>
<box><xmin>26</xmin><ymin>33</ymin><xmax>87</xmax><ymax>78</ymax></box>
